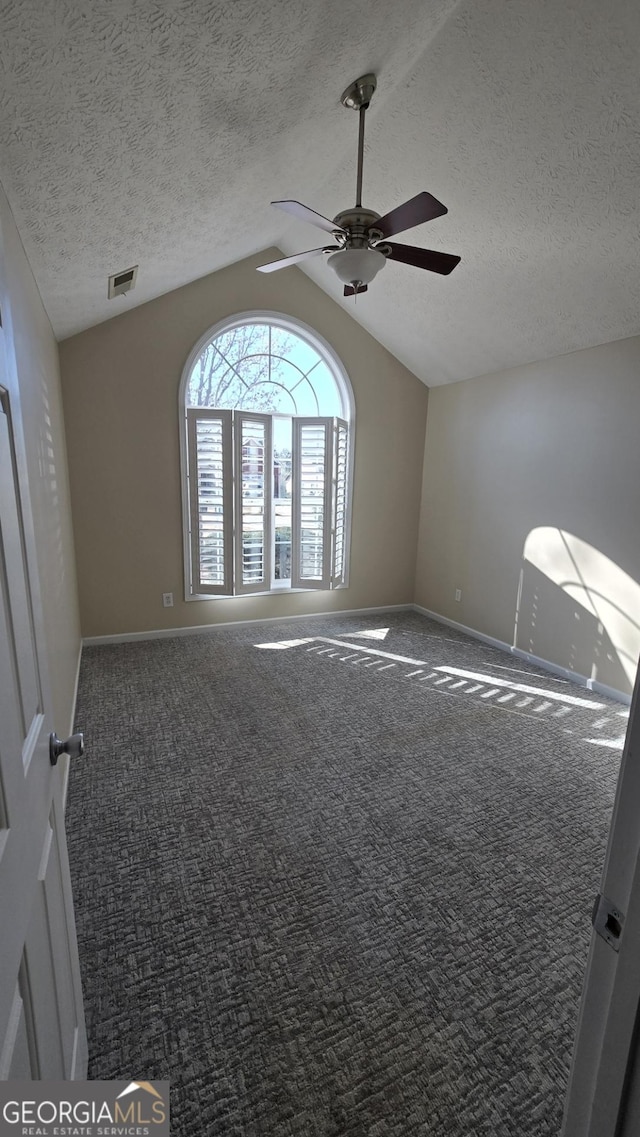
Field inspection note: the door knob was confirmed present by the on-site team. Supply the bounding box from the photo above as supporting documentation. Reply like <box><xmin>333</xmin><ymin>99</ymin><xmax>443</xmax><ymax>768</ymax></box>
<box><xmin>49</xmin><ymin>732</ymin><xmax>85</xmax><ymax>766</ymax></box>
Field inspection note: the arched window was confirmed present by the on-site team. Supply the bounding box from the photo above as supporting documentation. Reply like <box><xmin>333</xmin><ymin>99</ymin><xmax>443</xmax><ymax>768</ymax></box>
<box><xmin>180</xmin><ymin>313</ymin><xmax>354</xmax><ymax>598</ymax></box>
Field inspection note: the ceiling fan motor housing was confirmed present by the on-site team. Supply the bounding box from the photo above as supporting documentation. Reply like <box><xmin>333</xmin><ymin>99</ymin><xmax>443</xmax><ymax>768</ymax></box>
<box><xmin>332</xmin><ymin>207</ymin><xmax>382</xmax><ymax>244</ymax></box>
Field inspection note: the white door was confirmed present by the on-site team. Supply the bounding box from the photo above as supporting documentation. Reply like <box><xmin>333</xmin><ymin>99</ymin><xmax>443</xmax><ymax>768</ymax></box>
<box><xmin>562</xmin><ymin>663</ymin><xmax>640</xmax><ymax>1136</ymax></box>
<box><xmin>0</xmin><ymin>297</ymin><xmax>87</xmax><ymax>1078</ymax></box>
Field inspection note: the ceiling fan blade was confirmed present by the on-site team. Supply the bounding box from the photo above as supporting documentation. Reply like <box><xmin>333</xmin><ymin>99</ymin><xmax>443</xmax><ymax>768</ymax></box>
<box><xmin>344</xmin><ymin>284</ymin><xmax>368</xmax><ymax>297</ymax></box>
<box><xmin>385</xmin><ymin>242</ymin><xmax>461</xmax><ymax>275</ymax></box>
<box><xmin>271</xmin><ymin>200</ymin><xmax>346</xmax><ymax>235</ymax></box>
<box><xmin>257</xmin><ymin>247</ymin><xmax>338</xmax><ymax>274</ymax></box>
<box><xmin>373</xmin><ymin>192</ymin><xmax>448</xmax><ymax>239</ymax></box>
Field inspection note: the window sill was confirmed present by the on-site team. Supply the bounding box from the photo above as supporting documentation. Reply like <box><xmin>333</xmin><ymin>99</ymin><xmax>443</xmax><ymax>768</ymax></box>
<box><xmin>185</xmin><ymin>587</ymin><xmax>331</xmax><ymax>602</ymax></box>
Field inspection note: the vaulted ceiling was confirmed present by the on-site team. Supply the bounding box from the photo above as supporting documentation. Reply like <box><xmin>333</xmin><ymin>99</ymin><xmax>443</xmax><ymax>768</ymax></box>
<box><xmin>0</xmin><ymin>0</ymin><xmax>638</xmax><ymax>385</ymax></box>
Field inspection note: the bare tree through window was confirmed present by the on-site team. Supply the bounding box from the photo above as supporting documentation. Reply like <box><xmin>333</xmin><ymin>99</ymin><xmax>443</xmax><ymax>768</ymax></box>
<box><xmin>188</xmin><ymin>325</ymin><xmax>299</xmax><ymax>413</ymax></box>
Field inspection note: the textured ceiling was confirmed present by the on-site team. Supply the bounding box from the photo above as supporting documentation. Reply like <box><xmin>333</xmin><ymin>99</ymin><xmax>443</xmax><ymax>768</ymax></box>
<box><xmin>0</xmin><ymin>0</ymin><xmax>638</xmax><ymax>385</ymax></box>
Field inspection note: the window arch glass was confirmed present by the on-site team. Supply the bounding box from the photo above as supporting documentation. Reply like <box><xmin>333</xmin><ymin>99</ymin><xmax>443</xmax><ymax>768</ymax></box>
<box><xmin>186</xmin><ymin>322</ymin><xmax>346</xmax><ymax>418</ymax></box>
<box><xmin>180</xmin><ymin>313</ymin><xmax>353</xmax><ymax>598</ymax></box>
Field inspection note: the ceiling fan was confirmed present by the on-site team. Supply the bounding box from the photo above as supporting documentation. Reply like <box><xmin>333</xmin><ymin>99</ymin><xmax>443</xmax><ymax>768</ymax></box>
<box><xmin>257</xmin><ymin>73</ymin><xmax>460</xmax><ymax>297</ymax></box>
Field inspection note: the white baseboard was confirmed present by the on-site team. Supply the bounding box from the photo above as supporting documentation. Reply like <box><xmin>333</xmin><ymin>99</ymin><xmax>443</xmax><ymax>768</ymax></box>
<box><xmin>82</xmin><ymin>604</ymin><xmax>413</xmax><ymax>647</ymax></box>
<box><xmin>82</xmin><ymin>602</ymin><xmax>631</xmax><ymax>705</ymax></box>
<box><xmin>413</xmin><ymin>605</ymin><xmax>631</xmax><ymax>706</ymax></box>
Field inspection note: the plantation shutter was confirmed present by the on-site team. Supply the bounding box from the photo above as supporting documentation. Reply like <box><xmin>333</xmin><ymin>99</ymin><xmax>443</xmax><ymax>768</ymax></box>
<box><xmin>291</xmin><ymin>418</ymin><xmax>334</xmax><ymax>589</ymax></box>
<box><xmin>187</xmin><ymin>410</ymin><xmax>349</xmax><ymax>596</ymax></box>
<box><xmin>187</xmin><ymin>408</ymin><xmax>233</xmax><ymax>595</ymax></box>
<box><xmin>233</xmin><ymin>412</ymin><xmax>273</xmax><ymax>595</ymax></box>
<box><xmin>332</xmin><ymin>417</ymin><xmax>349</xmax><ymax>587</ymax></box>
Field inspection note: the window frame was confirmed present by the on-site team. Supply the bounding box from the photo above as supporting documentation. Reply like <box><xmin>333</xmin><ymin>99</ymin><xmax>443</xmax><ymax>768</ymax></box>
<box><xmin>179</xmin><ymin>311</ymin><xmax>355</xmax><ymax>601</ymax></box>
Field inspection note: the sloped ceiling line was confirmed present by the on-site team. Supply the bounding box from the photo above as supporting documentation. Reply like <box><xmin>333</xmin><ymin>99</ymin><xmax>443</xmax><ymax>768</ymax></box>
<box><xmin>0</xmin><ymin>0</ymin><xmax>638</xmax><ymax>386</ymax></box>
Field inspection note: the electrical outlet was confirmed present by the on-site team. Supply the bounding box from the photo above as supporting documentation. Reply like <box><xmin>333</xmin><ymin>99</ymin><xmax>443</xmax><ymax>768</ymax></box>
<box><xmin>162</xmin><ymin>592</ymin><xmax>174</xmax><ymax>608</ymax></box>
<box><xmin>455</xmin><ymin>589</ymin><xmax>462</xmax><ymax>602</ymax></box>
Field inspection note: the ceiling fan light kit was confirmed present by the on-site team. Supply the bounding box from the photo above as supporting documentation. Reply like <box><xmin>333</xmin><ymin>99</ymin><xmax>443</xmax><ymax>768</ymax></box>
<box><xmin>258</xmin><ymin>73</ymin><xmax>460</xmax><ymax>296</ymax></box>
<box><xmin>327</xmin><ymin>246</ymin><xmax>387</xmax><ymax>286</ymax></box>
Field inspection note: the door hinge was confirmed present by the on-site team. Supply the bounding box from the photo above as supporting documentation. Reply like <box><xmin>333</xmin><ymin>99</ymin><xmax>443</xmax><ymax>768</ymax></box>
<box><xmin>592</xmin><ymin>892</ymin><xmax>625</xmax><ymax>952</ymax></box>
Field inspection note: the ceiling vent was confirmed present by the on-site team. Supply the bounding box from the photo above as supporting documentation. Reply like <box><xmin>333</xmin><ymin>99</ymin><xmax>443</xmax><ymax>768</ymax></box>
<box><xmin>108</xmin><ymin>265</ymin><xmax>138</xmax><ymax>299</ymax></box>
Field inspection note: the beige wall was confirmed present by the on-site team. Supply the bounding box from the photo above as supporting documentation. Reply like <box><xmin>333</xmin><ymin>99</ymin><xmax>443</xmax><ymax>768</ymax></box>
<box><xmin>0</xmin><ymin>183</ymin><xmax>81</xmax><ymax>732</ymax></box>
<box><xmin>416</xmin><ymin>335</ymin><xmax>640</xmax><ymax>696</ymax></box>
<box><xmin>59</xmin><ymin>250</ymin><xmax>429</xmax><ymax>638</ymax></box>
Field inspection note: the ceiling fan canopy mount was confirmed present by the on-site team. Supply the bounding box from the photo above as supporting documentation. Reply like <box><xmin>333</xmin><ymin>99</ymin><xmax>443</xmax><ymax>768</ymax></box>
<box><xmin>257</xmin><ymin>74</ymin><xmax>460</xmax><ymax>296</ymax></box>
<box><xmin>340</xmin><ymin>73</ymin><xmax>377</xmax><ymax>112</ymax></box>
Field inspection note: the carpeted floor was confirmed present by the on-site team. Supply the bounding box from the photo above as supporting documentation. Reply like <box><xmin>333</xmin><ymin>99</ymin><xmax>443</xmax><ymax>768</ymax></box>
<box><xmin>65</xmin><ymin>611</ymin><xmax>626</xmax><ymax>1136</ymax></box>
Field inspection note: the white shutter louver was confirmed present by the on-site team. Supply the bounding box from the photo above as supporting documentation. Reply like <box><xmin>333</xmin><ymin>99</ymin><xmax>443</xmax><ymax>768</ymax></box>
<box><xmin>234</xmin><ymin>412</ymin><xmax>273</xmax><ymax>594</ymax></box>
<box><xmin>292</xmin><ymin>417</ymin><xmax>333</xmax><ymax>589</ymax></box>
<box><xmin>187</xmin><ymin>408</ymin><xmax>233</xmax><ymax>595</ymax></box>
<box><xmin>332</xmin><ymin>417</ymin><xmax>349</xmax><ymax>587</ymax></box>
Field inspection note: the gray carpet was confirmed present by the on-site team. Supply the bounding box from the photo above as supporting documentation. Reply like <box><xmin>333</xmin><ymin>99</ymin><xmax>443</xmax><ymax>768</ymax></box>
<box><xmin>65</xmin><ymin>611</ymin><xmax>626</xmax><ymax>1136</ymax></box>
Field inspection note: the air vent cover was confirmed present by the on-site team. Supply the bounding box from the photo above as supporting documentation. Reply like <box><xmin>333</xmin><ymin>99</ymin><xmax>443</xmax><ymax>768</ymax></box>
<box><xmin>108</xmin><ymin>265</ymin><xmax>138</xmax><ymax>299</ymax></box>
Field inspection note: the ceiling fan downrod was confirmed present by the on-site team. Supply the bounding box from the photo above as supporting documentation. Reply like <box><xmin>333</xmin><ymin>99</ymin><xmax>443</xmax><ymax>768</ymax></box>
<box><xmin>356</xmin><ymin>105</ymin><xmax>366</xmax><ymax>208</ymax></box>
<box><xmin>340</xmin><ymin>73</ymin><xmax>377</xmax><ymax>209</ymax></box>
